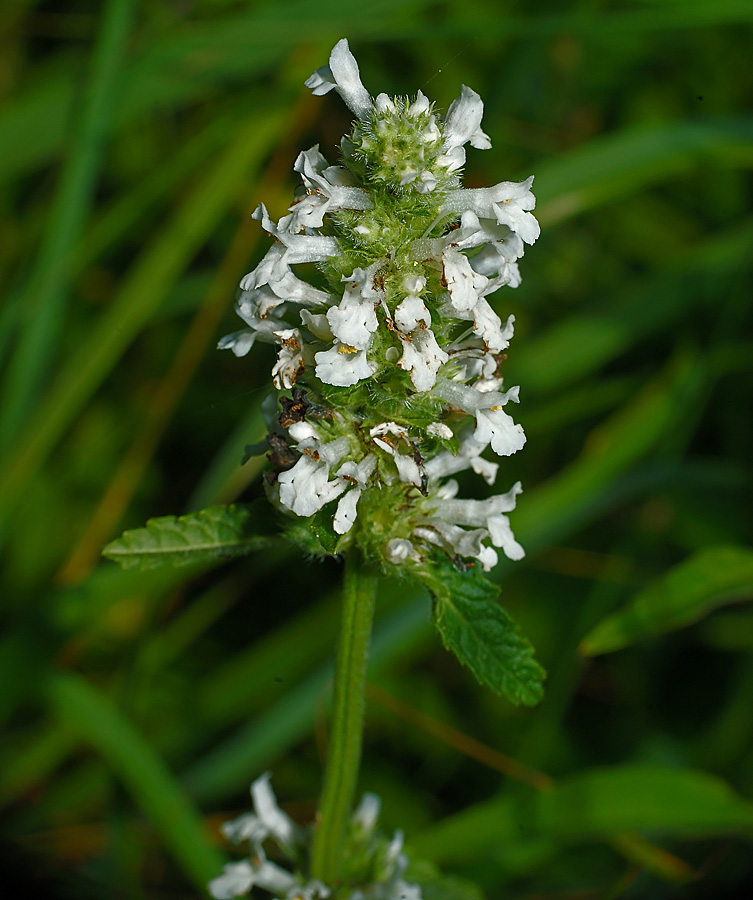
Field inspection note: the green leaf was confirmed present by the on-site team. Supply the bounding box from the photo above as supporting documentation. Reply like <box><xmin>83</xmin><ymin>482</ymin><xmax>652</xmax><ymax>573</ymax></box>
<box><xmin>102</xmin><ymin>503</ymin><xmax>273</xmax><ymax>570</ymax></box>
<box><xmin>310</xmin><ymin>506</ymin><xmax>342</xmax><ymax>555</ymax></box>
<box><xmin>413</xmin><ymin>764</ymin><xmax>753</xmax><ymax>866</ymax></box>
<box><xmin>416</xmin><ymin>558</ymin><xmax>545</xmax><ymax>707</ymax></box>
<box><xmin>407</xmin><ymin>857</ymin><xmax>485</xmax><ymax>900</ymax></box>
<box><xmin>47</xmin><ymin>672</ymin><xmax>224</xmax><ymax>889</ymax></box>
<box><xmin>580</xmin><ymin>546</ymin><xmax>753</xmax><ymax>655</ymax></box>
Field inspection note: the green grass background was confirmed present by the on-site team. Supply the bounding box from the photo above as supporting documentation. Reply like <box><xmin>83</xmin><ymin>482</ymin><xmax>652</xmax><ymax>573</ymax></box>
<box><xmin>1</xmin><ymin>1</ymin><xmax>752</xmax><ymax>897</ymax></box>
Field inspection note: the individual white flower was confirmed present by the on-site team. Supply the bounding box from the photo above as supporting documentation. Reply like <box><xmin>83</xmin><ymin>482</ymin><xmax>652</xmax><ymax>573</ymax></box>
<box><xmin>370</xmin><ymin>423</ymin><xmax>425</xmax><ymax>488</ymax></box>
<box><xmin>305</xmin><ymin>38</ymin><xmax>373</xmax><ymax>120</ymax></box>
<box><xmin>424</xmin><ymin>431</ymin><xmax>498</xmax><ymax>485</ymax></box>
<box><xmin>395</xmin><ymin>293</ymin><xmax>431</xmax><ymax>332</ymax></box>
<box><xmin>209</xmin><ymin>861</ymin><xmax>256</xmax><ymax>899</ymax></box>
<box><xmin>315</xmin><ymin>343</ymin><xmax>377</xmax><ymax>387</ymax></box>
<box><xmin>442</xmin><ymin>176</ymin><xmax>540</xmax><ymax>245</ymax></box>
<box><xmin>432</xmin><ymin>379</ymin><xmax>526</xmax><ymax>457</ymax></box>
<box><xmin>332</xmin><ymin>455</ymin><xmax>377</xmax><ymax>534</ymax></box>
<box><xmin>283</xmin><ymin>146</ymin><xmax>372</xmax><ymax>232</ymax></box>
<box><xmin>210</xmin><ymin>774</ymin><xmax>305</xmax><ymax>899</ymax></box>
<box><xmin>414</xmin><ymin>520</ymin><xmax>492</xmax><ymax>569</ymax></box>
<box><xmin>430</xmin><ymin>481</ymin><xmax>525</xmax><ymax>561</ymax></box>
<box><xmin>474</xmin><ymin>404</ymin><xmax>526</xmax><ymax>456</ymax></box>
<box><xmin>443</xmin><ymin>246</ymin><xmax>488</xmax><ymax>313</ymax></box>
<box><xmin>352</xmin><ymin>792</ymin><xmax>381</xmax><ymax>833</ymax></box>
<box><xmin>253</xmin><ymin>203</ymin><xmax>341</xmax><ymax>262</ymax></box>
<box><xmin>437</xmin><ymin>85</ymin><xmax>491</xmax><ymax>172</ymax></box>
<box><xmin>240</xmin><ymin>247</ymin><xmax>332</xmax><ymax>306</ymax></box>
<box><xmin>250</xmin><ymin>772</ymin><xmax>299</xmax><ymax>847</ymax></box>
<box><xmin>217</xmin><ymin>320</ymin><xmax>279</xmax><ymax>358</ymax></box>
<box><xmin>277</xmin><ymin>455</ymin><xmax>341</xmax><ymax>517</ymax></box>
<box><xmin>413</xmin><ymin>477</ymin><xmax>508</xmax><ymax>573</ymax></box>
<box><xmin>327</xmin><ymin>264</ymin><xmax>383</xmax><ymax>349</ymax></box>
<box><xmin>398</xmin><ymin>328</ymin><xmax>449</xmax><ymax>392</ymax></box>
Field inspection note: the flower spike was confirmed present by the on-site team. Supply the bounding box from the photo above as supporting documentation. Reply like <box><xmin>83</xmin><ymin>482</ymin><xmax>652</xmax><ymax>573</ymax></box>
<box><xmin>220</xmin><ymin>38</ymin><xmax>539</xmax><ymax>572</ymax></box>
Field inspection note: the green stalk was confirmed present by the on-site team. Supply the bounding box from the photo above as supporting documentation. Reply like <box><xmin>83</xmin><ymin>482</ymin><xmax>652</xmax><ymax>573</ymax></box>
<box><xmin>310</xmin><ymin>550</ymin><xmax>377</xmax><ymax>885</ymax></box>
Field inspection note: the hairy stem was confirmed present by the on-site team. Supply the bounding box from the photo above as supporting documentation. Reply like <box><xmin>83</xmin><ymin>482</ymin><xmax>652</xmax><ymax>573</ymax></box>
<box><xmin>310</xmin><ymin>550</ymin><xmax>377</xmax><ymax>884</ymax></box>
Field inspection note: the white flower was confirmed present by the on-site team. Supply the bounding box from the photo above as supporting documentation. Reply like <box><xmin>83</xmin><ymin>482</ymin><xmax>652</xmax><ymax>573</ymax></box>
<box><xmin>442</xmin><ymin>176</ymin><xmax>540</xmax><ymax>245</ymax></box>
<box><xmin>443</xmin><ymin>246</ymin><xmax>488</xmax><ymax>313</ymax></box>
<box><xmin>253</xmin><ymin>203</ymin><xmax>341</xmax><ymax>260</ymax></box>
<box><xmin>352</xmin><ymin>792</ymin><xmax>381</xmax><ymax>833</ymax></box>
<box><xmin>283</xmin><ymin>146</ymin><xmax>372</xmax><ymax>232</ymax></box>
<box><xmin>251</xmin><ymin>772</ymin><xmax>298</xmax><ymax>847</ymax></box>
<box><xmin>384</xmin><ymin>538</ymin><xmax>418</xmax><ymax>564</ymax></box>
<box><xmin>315</xmin><ymin>343</ymin><xmax>377</xmax><ymax>387</ymax></box>
<box><xmin>436</xmin><ymin>480</ymin><xmax>523</xmax><ymax>541</ymax></box>
<box><xmin>327</xmin><ymin>264</ymin><xmax>383</xmax><ymax>349</ymax></box>
<box><xmin>209</xmin><ymin>774</ymin><xmax>304</xmax><ymax>899</ymax></box>
<box><xmin>424</xmin><ymin>431</ymin><xmax>498</xmax><ymax>485</ymax></box>
<box><xmin>370</xmin><ymin>423</ymin><xmax>425</xmax><ymax>488</ymax></box>
<box><xmin>437</xmin><ymin>85</ymin><xmax>491</xmax><ymax>172</ymax></box>
<box><xmin>398</xmin><ymin>328</ymin><xmax>449</xmax><ymax>392</ymax></box>
<box><xmin>395</xmin><ymin>293</ymin><xmax>430</xmax><ymax>332</ymax></box>
<box><xmin>474</xmin><ymin>405</ymin><xmax>526</xmax><ymax>456</ymax></box>
<box><xmin>305</xmin><ymin>38</ymin><xmax>373</xmax><ymax>120</ymax></box>
<box><xmin>332</xmin><ymin>455</ymin><xmax>377</xmax><ymax>534</ymax></box>
<box><xmin>209</xmin><ymin>861</ymin><xmax>256</xmax><ymax>899</ymax></box>
<box><xmin>240</xmin><ymin>246</ymin><xmax>332</xmax><ymax>305</ymax></box>
<box><xmin>277</xmin><ymin>450</ymin><xmax>346</xmax><ymax>517</ymax></box>
<box><xmin>432</xmin><ymin>379</ymin><xmax>526</xmax><ymax>457</ymax></box>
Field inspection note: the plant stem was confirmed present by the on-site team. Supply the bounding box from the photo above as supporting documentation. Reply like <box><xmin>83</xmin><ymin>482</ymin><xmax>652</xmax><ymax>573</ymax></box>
<box><xmin>310</xmin><ymin>549</ymin><xmax>377</xmax><ymax>885</ymax></box>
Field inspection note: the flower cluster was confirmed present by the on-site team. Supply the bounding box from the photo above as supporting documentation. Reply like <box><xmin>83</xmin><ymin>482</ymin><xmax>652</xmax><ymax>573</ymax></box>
<box><xmin>210</xmin><ymin>774</ymin><xmax>421</xmax><ymax>900</ymax></box>
<box><xmin>221</xmin><ymin>39</ymin><xmax>539</xmax><ymax>572</ymax></box>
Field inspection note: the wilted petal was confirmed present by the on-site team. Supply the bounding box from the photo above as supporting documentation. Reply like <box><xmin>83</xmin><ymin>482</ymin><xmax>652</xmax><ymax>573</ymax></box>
<box><xmin>271</xmin><ymin>329</ymin><xmax>304</xmax><ymax>389</ymax></box>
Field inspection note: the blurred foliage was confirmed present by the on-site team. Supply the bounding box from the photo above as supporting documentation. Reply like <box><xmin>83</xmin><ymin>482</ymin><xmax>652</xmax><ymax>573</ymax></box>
<box><xmin>1</xmin><ymin>0</ymin><xmax>752</xmax><ymax>898</ymax></box>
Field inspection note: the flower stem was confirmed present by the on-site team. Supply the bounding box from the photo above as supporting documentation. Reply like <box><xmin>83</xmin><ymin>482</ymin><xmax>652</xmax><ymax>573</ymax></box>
<box><xmin>311</xmin><ymin>549</ymin><xmax>377</xmax><ymax>885</ymax></box>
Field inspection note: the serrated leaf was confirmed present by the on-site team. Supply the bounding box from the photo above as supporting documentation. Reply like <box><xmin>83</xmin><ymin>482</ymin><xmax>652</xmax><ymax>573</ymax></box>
<box><xmin>416</xmin><ymin>559</ymin><xmax>545</xmax><ymax>706</ymax></box>
<box><xmin>102</xmin><ymin>503</ymin><xmax>274</xmax><ymax>570</ymax></box>
<box><xmin>580</xmin><ymin>545</ymin><xmax>753</xmax><ymax>655</ymax></box>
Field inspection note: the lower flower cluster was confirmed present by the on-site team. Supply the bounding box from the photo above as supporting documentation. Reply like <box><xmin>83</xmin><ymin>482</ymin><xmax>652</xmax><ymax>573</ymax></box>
<box><xmin>210</xmin><ymin>775</ymin><xmax>421</xmax><ymax>900</ymax></box>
